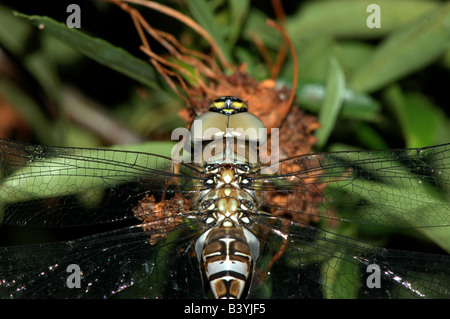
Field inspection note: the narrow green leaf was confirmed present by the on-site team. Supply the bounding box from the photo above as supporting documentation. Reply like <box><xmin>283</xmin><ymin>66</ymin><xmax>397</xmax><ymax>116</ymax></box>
<box><xmin>186</xmin><ymin>0</ymin><xmax>233</xmax><ymax>64</ymax></box>
<box><xmin>15</xmin><ymin>12</ymin><xmax>160</xmax><ymax>90</ymax></box>
<box><xmin>0</xmin><ymin>5</ymin><xmax>31</xmax><ymax>54</ymax></box>
<box><xmin>384</xmin><ymin>85</ymin><xmax>449</xmax><ymax>148</ymax></box>
<box><xmin>333</xmin><ymin>41</ymin><xmax>374</xmax><ymax>79</ymax></box>
<box><xmin>315</xmin><ymin>58</ymin><xmax>346</xmax><ymax>148</ymax></box>
<box><xmin>297</xmin><ymin>82</ymin><xmax>381</xmax><ymax>121</ymax></box>
<box><xmin>228</xmin><ymin>0</ymin><xmax>251</xmax><ymax>48</ymax></box>
<box><xmin>0</xmin><ymin>78</ymin><xmax>101</xmax><ymax>148</ymax></box>
<box><xmin>349</xmin><ymin>3</ymin><xmax>450</xmax><ymax>93</ymax></box>
<box><xmin>242</xmin><ymin>8</ymin><xmax>281</xmax><ymax>49</ymax></box>
<box><xmin>296</xmin><ymin>37</ymin><xmax>335</xmax><ymax>82</ymax></box>
<box><xmin>353</xmin><ymin>123</ymin><xmax>390</xmax><ymax>150</ymax></box>
<box><xmin>0</xmin><ymin>6</ymin><xmax>61</xmax><ymax>102</ymax></box>
<box><xmin>287</xmin><ymin>0</ymin><xmax>440</xmax><ymax>40</ymax></box>
<box><xmin>0</xmin><ymin>78</ymin><xmax>55</xmax><ymax>145</ymax></box>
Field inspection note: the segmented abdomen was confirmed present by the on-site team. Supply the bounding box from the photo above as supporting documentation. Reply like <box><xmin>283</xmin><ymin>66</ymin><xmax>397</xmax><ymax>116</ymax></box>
<box><xmin>196</xmin><ymin>226</ymin><xmax>259</xmax><ymax>299</ymax></box>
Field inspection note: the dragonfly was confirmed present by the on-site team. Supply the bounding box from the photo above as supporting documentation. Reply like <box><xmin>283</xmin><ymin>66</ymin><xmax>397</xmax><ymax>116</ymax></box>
<box><xmin>0</xmin><ymin>96</ymin><xmax>449</xmax><ymax>299</ymax></box>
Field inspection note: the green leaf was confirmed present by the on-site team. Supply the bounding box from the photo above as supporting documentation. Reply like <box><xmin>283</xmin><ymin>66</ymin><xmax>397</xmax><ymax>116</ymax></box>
<box><xmin>0</xmin><ymin>6</ymin><xmax>61</xmax><ymax>102</ymax></box>
<box><xmin>0</xmin><ymin>5</ymin><xmax>32</xmax><ymax>54</ymax></box>
<box><xmin>315</xmin><ymin>57</ymin><xmax>346</xmax><ymax>148</ymax></box>
<box><xmin>297</xmin><ymin>82</ymin><xmax>381</xmax><ymax>122</ymax></box>
<box><xmin>186</xmin><ymin>0</ymin><xmax>233</xmax><ymax>65</ymax></box>
<box><xmin>349</xmin><ymin>2</ymin><xmax>450</xmax><ymax>93</ymax></box>
<box><xmin>227</xmin><ymin>0</ymin><xmax>251</xmax><ymax>48</ymax></box>
<box><xmin>286</xmin><ymin>0</ymin><xmax>440</xmax><ymax>40</ymax></box>
<box><xmin>15</xmin><ymin>12</ymin><xmax>160</xmax><ymax>90</ymax></box>
<box><xmin>0</xmin><ymin>78</ymin><xmax>55</xmax><ymax>145</ymax></box>
<box><xmin>242</xmin><ymin>8</ymin><xmax>281</xmax><ymax>50</ymax></box>
<box><xmin>296</xmin><ymin>37</ymin><xmax>335</xmax><ymax>82</ymax></box>
<box><xmin>0</xmin><ymin>78</ymin><xmax>102</xmax><ymax>148</ymax></box>
<box><xmin>383</xmin><ymin>85</ymin><xmax>450</xmax><ymax>148</ymax></box>
<box><xmin>352</xmin><ymin>123</ymin><xmax>390</xmax><ymax>150</ymax></box>
<box><xmin>333</xmin><ymin>41</ymin><xmax>374</xmax><ymax>79</ymax></box>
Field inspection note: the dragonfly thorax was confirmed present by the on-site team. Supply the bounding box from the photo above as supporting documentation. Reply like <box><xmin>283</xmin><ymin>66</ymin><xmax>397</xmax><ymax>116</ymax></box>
<box><xmin>199</xmin><ymin>163</ymin><xmax>258</xmax><ymax>227</ymax></box>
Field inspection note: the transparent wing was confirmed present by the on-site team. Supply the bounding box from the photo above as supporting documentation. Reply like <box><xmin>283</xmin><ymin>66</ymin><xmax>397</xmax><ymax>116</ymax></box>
<box><xmin>1</xmin><ymin>139</ymin><xmax>450</xmax><ymax>298</ymax></box>
<box><xmin>247</xmin><ymin>215</ymin><xmax>450</xmax><ymax>299</ymax></box>
<box><xmin>0</xmin><ymin>138</ymin><xmax>205</xmax><ymax>227</ymax></box>
<box><xmin>254</xmin><ymin>143</ymin><xmax>450</xmax><ymax>228</ymax></box>
<box><xmin>246</xmin><ymin>143</ymin><xmax>450</xmax><ymax>298</ymax></box>
<box><xmin>3</xmin><ymin>139</ymin><xmax>449</xmax><ymax>229</ymax></box>
<box><xmin>3</xmin><ymin>214</ymin><xmax>447</xmax><ymax>299</ymax></box>
<box><xmin>0</xmin><ymin>219</ymin><xmax>205</xmax><ymax>299</ymax></box>
<box><xmin>0</xmin><ymin>138</ymin><xmax>208</xmax><ymax>298</ymax></box>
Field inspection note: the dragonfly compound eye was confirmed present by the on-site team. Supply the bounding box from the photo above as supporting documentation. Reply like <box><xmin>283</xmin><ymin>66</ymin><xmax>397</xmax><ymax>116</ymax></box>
<box><xmin>190</xmin><ymin>96</ymin><xmax>267</xmax><ymax>144</ymax></box>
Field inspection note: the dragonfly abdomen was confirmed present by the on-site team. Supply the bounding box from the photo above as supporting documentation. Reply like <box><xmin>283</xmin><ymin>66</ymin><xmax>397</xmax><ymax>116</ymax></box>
<box><xmin>196</xmin><ymin>226</ymin><xmax>259</xmax><ymax>299</ymax></box>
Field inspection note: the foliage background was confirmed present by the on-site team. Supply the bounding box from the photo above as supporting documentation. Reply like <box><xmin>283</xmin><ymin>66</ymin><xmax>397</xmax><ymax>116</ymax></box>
<box><xmin>1</xmin><ymin>0</ymin><xmax>449</xmax><ymax>149</ymax></box>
